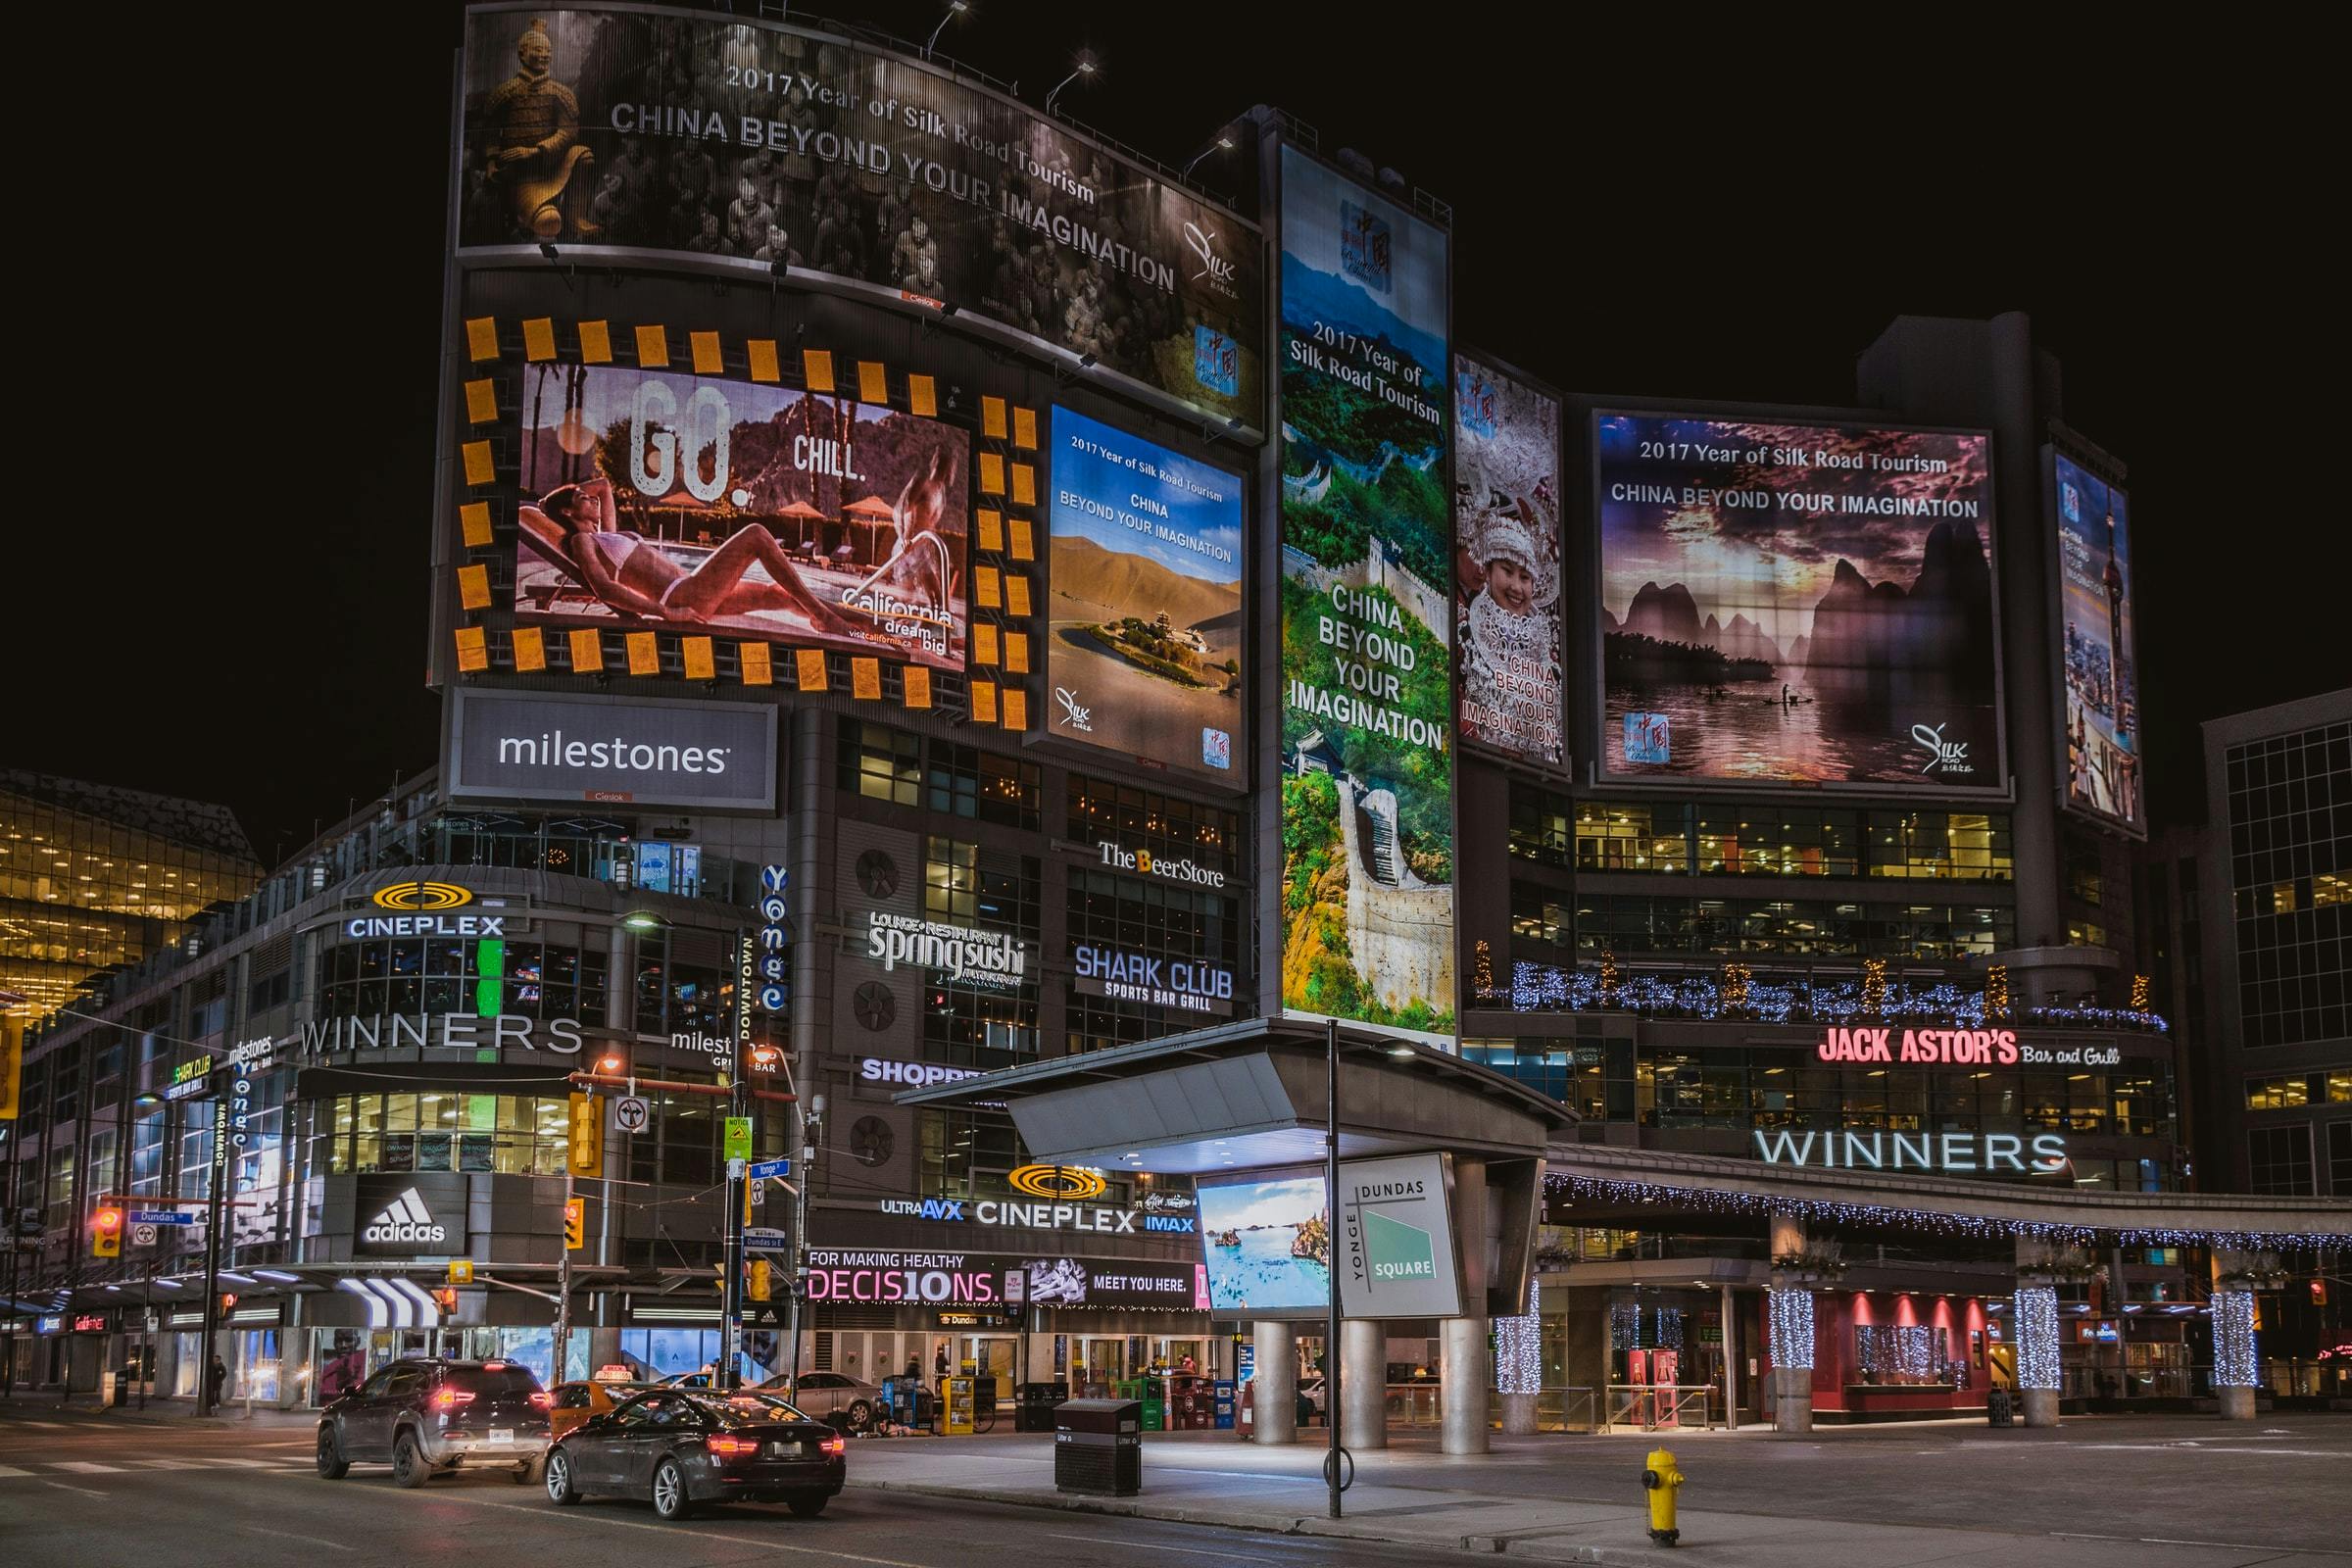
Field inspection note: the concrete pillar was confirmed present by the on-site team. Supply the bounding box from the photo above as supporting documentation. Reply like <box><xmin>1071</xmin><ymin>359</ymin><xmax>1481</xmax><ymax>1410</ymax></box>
<box><xmin>588</xmin><ymin>1325</ymin><xmax>622</xmax><ymax>1376</ymax></box>
<box><xmin>1340</xmin><ymin>1318</ymin><xmax>1387</xmax><ymax>1449</ymax></box>
<box><xmin>1252</xmin><ymin>1320</ymin><xmax>1297</xmax><ymax>1445</ymax></box>
<box><xmin>1767</xmin><ymin>1212</ymin><xmax>1812</xmax><ymax>1434</ymax></box>
<box><xmin>1441</xmin><ymin>1154</ymin><xmax>1490</xmax><ymax>1454</ymax></box>
<box><xmin>1719</xmin><ymin>1282</ymin><xmax>1740</xmax><ymax>1431</ymax></box>
<box><xmin>2212</xmin><ymin>1288</ymin><xmax>2259</xmax><ymax>1421</ymax></box>
<box><xmin>2012</xmin><ymin>1239</ymin><xmax>2062</xmax><ymax>1429</ymax></box>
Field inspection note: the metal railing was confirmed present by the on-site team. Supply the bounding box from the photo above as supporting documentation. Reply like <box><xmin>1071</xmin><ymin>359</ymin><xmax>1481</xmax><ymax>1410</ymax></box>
<box><xmin>1604</xmin><ymin>1384</ymin><xmax>1719</xmax><ymax>1433</ymax></box>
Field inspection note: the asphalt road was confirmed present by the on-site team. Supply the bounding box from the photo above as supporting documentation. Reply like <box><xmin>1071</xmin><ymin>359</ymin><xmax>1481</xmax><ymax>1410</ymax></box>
<box><xmin>0</xmin><ymin>1405</ymin><xmax>1428</xmax><ymax>1568</ymax></box>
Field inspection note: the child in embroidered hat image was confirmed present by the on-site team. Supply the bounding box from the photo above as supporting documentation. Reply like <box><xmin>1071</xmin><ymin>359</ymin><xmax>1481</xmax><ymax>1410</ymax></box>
<box><xmin>1458</xmin><ymin>487</ymin><xmax>1561</xmax><ymax>757</ymax></box>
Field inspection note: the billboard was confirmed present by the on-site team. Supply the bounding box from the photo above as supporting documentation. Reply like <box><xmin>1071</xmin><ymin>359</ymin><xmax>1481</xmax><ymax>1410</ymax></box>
<box><xmin>447</xmin><ymin>688</ymin><xmax>778</xmax><ymax>810</ymax></box>
<box><xmin>1334</xmin><ymin>1152</ymin><xmax>1460</xmax><ymax>1319</ymax></box>
<box><xmin>458</xmin><ymin>7</ymin><xmax>1261</xmax><ymax>427</ymax></box>
<box><xmin>514</xmin><ymin>366</ymin><xmax>967</xmax><ymax>669</ymax></box>
<box><xmin>1197</xmin><ymin>1170</ymin><xmax>1329</xmax><ymax>1315</ymax></box>
<box><xmin>1596</xmin><ymin>416</ymin><xmax>2001</xmax><ymax>788</ymax></box>
<box><xmin>1045</xmin><ymin>407</ymin><xmax>1245</xmax><ymax>780</ymax></box>
<box><xmin>1276</xmin><ymin>145</ymin><xmax>1454</xmax><ymax>1037</ymax></box>
<box><xmin>1453</xmin><ymin>357</ymin><xmax>1562</xmax><ymax>767</ymax></box>
<box><xmin>2053</xmin><ymin>452</ymin><xmax>2142</xmax><ymax>831</ymax></box>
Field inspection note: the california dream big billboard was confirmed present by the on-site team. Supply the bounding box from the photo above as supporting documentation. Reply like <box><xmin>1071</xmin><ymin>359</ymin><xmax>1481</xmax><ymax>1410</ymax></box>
<box><xmin>459</xmin><ymin>6</ymin><xmax>1261</xmax><ymax>427</ymax></box>
<box><xmin>1045</xmin><ymin>407</ymin><xmax>1246</xmax><ymax>782</ymax></box>
<box><xmin>514</xmin><ymin>367</ymin><xmax>967</xmax><ymax>669</ymax></box>
<box><xmin>1596</xmin><ymin>416</ymin><xmax>2002</xmax><ymax>788</ymax></box>
<box><xmin>1276</xmin><ymin>144</ymin><xmax>1453</xmax><ymax>1035</ymax></box>
<box><xmin>2053</xmin><ymin>451</ymin><xmax>2142</xmax><ymax>831</ymax></box>
<box><xmin>1453</xmin><ymin>357</ymin><xmax>1562</xmax><ymax>767</ymax></box>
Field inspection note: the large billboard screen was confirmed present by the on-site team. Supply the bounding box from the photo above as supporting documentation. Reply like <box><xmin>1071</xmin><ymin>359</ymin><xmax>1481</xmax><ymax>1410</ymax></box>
<box><xmin>1453</xmin><ymin>357</ymin><xmax>1562</xmax><ymax>768</ymax></box>
<box><xmin>1596</xmin><ymin>416</ymin><xmax>2001</xmax><ymax>788</ymax></box>
<box><xmin>514</xmin><ymin>367</ymin><xmax>967</xmax><ymax>669</ymax></box>
<box><xmin>1045</xmin><ymin>407</ymin><xmax>1245</xmax><ymax>780</ymax></box>
<box><xmin>2053</xmin><ymin>452</ymin><xmax>2142</xmax><ymax>831</ymax></box>
<box><xmin>1198</xmin><ymin>1170</ymin><xmax>1329</xmax><ymax>1315</ymax></box>
<box><xmin>1276</xmin><ymin>145</ymin><xmax>1453</xmax><ymax>1037</ymax></box>
<box><xmin>459</xmin><ymin>7</ymin><xmax>1262</xmax><ymax>427</ymax></box>
<box><xmin>448</xmin><ymin>688</ymin><xmax>778</xmax><ymax>810</ymax></box>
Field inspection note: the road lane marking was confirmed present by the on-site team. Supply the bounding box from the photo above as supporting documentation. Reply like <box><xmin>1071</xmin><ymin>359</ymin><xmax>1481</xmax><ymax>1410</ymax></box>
<box><xmin>0</xmin><ymin>1464</ymin><xmax>29</xmax><ymax>1477</ymax></box>
<box><xmin>382</xmin><ymin>1492</ymin><xmax>929</xmax><ymax>1566</ymax></box>
<box><xmin>42</xmin><ymin>1480</ymin><xmax>109</xmax><ymax>1498</ymax></box>
<box><xmin>51</xmin><ymin>1461</ymin><xmax>127</xmax><ymax>1472</ymax></box>
<box><xmin>243</xmin><ymin>1526</ymin><xmax>354</xmax><ymax>1552</ymax></box>
<box><xmin>1040</xmin><ymin>1530</ymin><xmax>1268</xmax><ymax>1562</ymax></box>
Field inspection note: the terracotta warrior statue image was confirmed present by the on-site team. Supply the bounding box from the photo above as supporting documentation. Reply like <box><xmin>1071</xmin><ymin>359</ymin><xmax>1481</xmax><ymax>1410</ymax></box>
<box><xmin>478</xmin><ymin>17</ymin><xmax>597</xmax><ymax>240</ymax></box>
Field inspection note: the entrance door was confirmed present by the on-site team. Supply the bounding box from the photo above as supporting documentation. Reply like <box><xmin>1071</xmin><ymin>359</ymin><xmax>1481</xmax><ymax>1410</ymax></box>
<box><xmin>964</xmin><ymin>1336</ymin><xmax>1014</xmax><ymax>1403</ymax></box>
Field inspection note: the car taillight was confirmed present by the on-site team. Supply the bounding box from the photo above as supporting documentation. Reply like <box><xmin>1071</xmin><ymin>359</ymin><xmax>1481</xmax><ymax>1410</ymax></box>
<box><xmin>432</xmin><ymin>1389</ymin><xmax>475</xmax><ymax>1410</ymax></box>
<box><xmin>820</xmin><ymin>1436</ymin><xmax>846</xmax><ymax>1456</ymax></box>
<box><xmin>706</xmin><ymin>1435</ymin><xmax>759</xmax><ymax>1457</ymax></box>
<box><xmin>528</xmin><ymin>1392</ymin><xmax>552</xmax><ymax>1408</ymax></box>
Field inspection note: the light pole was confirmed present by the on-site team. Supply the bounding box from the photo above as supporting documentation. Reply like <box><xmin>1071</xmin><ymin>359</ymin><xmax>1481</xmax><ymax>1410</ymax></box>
<box><xmin>922</xmin><ymin>0</ymin><xmax>969</xmax><ymax>59</ymax></box>
<box><xmin>786</xmin><ymin>1095</ymin><xmax>820</xmax><ymax>1391</ymax></box>
<box><xmin>1324</xmin><ymin>1017</ymin><xmax>1342</xmax><ymax>1519</ymax></box>
<box><xmin>1182</xmin><ymin>133</ymin><xmax>1236</xmax><ymax>179</ymax></box>
<box><xmin>1044</xmin><ymin>56</ymin><xmax>1097</xmax><ymax>118</ymax></box>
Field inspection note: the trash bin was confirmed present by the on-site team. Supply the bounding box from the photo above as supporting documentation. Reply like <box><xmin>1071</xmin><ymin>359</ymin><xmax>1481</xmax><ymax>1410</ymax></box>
<box><xmin>1054</xmin><ymin>1397</ymin><xmax>1142</xmax><ymax>1496</ymax></box>
<box><xmin>1014</xmin><ymin>1381</ymin><xmax>1068</xmax><ymax>1432</ymax></box>
<box><xmin>1986</xmin><ymin>1387</ymin><xmax>2014</xmax><ymax>1428</ymax></box>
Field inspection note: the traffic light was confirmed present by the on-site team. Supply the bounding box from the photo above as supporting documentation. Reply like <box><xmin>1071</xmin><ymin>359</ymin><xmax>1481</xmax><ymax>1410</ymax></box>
<box><xmin>564</xmin><ymin>1198</ymin><xmax>585</xmax><ymax>1251</ymax></box>
<box><xmin>219</xmin><ymin>1293</ymin><xmax>237</xmax><ymax>1314</ymax></box>
<box><xmin>566</xmin><ymin>1093</ymin><xmax>603</xmax><ymax>1176</ymax></box>
<box><xmin>89</xmin><ymin>1205</ymin><xmax>123</xmax><ymax>1258</ymax></box>
<box><xmin>749</xmin><ymin>1259</ymin><xmax>771</xmax><ymax>1301</ymax></box>
<box><xmin>432</xmin><ymin>1287</ymin><xmax>458</xmax><ymax>1317</ymax></box>
<box><xmin>2314</xmin><ymin>1279</ymin><xmax>2330</xmax><ymax>1307</ymax></box>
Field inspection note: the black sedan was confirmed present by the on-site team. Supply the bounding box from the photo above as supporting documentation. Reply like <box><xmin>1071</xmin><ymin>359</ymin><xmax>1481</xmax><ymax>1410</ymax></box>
<box><xmin>544</xmin><ymin>1388</ymin><xmax>846</xmax><ymax>1521</ymax></box>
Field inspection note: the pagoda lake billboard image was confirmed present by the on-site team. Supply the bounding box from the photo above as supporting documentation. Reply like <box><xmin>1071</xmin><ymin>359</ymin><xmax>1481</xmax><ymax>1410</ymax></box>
<box><xmin>1277</xmin><ymin>145</ymin><xmax>1453</xmax><ymax>1035</ymax></box>
<box><xmin>1596</xmin><ymin>416</ymin><xmax>2001</xmax><ymax>788</ymax></box>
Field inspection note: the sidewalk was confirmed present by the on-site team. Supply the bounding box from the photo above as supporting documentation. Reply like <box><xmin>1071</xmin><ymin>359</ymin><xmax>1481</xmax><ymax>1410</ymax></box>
<box><xmin>841</xmin><ymin>1427</ymin><xmax>2346</xmax><ymax>1567</ymax></box>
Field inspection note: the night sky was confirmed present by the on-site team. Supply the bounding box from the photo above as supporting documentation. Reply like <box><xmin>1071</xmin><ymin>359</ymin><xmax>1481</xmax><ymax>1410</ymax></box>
<box><xmin>14</xmin><ymin>5</ymin><xmax>2331</xmax><ymax>862</ymax></box>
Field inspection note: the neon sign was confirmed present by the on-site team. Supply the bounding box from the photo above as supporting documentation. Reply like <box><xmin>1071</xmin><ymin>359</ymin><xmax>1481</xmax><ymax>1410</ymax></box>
<box><xmin>1817</xmin><ymin>1027</ymin><xmax>2019</xmax><ymax>1066</ymax></box>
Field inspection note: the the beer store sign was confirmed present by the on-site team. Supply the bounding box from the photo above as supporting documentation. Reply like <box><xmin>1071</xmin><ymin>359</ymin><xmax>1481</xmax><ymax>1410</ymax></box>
<box><xmin>1072</xmin><ymin>946</ymin><xmax>1235</xmax><ymax>1015</ymax></box>
<box><xmin>1097</xmin><ymin>840</ymin><xmax>1229</xmax><ymax>890</ymax></box>
<box><xmin>1754</xmin><ymin>1129</ymin><xmax>2069</xmax><ymax>1174</ymax></box>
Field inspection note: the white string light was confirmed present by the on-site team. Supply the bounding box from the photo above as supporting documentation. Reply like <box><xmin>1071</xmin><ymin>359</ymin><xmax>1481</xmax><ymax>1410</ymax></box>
<box><xmin>1769</xmin><ymin>1286</ymin><xmax>1815</xmax><ymax>1370</ymax></box>
<box><xmin>1494</xmin><ymin>960</ymin><xmax>2167</xmax><ymax>1034</ymax></box>
<box><xmin>1545</xmin><ymin>1174</ymin><xmax>2352</xmax><ymax>1251</ymax></box>
<box><xmin>1494</xmin><ymin>1277</ymin><xmax>1541</xmax><ymax>1396</ymax></box>
<box><xmin>2015</xmin><ymin>1285</ymin><xmax>2060</xmax><ymax>1391</ymax></box>
<box><xmin>2213</xmin><ymin>1290</ymin><xmax>2259</xmax><ymax>1389</ymax></box>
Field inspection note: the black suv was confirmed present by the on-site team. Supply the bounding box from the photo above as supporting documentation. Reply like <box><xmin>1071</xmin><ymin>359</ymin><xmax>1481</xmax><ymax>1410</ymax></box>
<box><xmin>317</xmin><ymin>1357</ymin><xmax>552</xmax><ymax>1487</ymax></box>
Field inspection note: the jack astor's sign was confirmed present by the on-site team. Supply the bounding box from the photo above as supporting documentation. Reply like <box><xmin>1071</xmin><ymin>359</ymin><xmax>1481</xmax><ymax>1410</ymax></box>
<box><xmin>1817</xmin><ymin>1026</ymin><xmax>2019</xmax><ymax>1065</ymax></box>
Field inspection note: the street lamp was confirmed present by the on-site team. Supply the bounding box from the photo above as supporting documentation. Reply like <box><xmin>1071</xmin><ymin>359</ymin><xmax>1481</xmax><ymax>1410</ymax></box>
<box><xmin>621</xmin><ymin>909</ymin><xmax>670</xmax><ymax>934</ymax></box>
<box><xmin>1044</xmin><ymin>54</ymin><xmax>1097</xmax><ymax>117</ymax></box>
<box><xmin>923</xmin><ymin>0</ymin><xmax>969</xmax><ymax>59</ymax></box>
<box><xmin>1182</xmin><ymin>132</ymin><xmax>1236</xmax><ymax>179</ymax></box>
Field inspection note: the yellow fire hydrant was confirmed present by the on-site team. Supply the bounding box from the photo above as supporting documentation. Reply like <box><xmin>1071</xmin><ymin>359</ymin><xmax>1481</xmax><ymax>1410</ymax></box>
<box><xmin>1641</xmin><ymin>1446</ymin><xmax>1684</xmax><ymax>1546</ymax></box>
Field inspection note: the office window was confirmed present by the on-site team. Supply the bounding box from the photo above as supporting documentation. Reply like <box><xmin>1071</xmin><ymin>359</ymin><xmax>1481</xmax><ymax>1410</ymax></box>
<box><xmin>2330</xmin><ymin>1122</ymin><xmax>2352</xmax><ymax>1196</ymax></box>
<box><xmin>2246</xmin><ymin>1125</ymin><xmax>2314</xmax><ymax>1196</ymax></box>
<box><xmin>839</xmin><ymin>718</ymin><xmax>922</xmax><ymax>808</ymax></box>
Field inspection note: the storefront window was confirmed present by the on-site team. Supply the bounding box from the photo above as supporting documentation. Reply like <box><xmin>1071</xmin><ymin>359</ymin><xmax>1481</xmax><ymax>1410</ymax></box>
<box><xmin>317</xmin><ymin>935</ymin><xmax>607</xmax><ymax>1024</ymax></box>
<box><xmin>316</xmin><ymin>1094</ymin><xmax>569</xmax><ymax>1176</ymax></box>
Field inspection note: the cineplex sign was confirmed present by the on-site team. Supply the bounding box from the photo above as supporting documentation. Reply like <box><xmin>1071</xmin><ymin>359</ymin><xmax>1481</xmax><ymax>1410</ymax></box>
<box><xmin>873</xmin><ymin>1196</ymin><xmax>1198</xmax><ymax>1235</ymax></box>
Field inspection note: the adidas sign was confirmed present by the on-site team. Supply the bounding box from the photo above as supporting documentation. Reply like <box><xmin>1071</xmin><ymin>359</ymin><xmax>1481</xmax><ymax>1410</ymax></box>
<box><xmin>363</xmin><ymin>1188</ymin><xmax>448</xmax><ymax>1246</ymax></box>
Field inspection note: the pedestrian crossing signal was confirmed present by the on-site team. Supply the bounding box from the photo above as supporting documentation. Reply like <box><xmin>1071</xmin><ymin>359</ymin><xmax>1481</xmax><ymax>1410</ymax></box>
<box><xmin>564</xmin><ymin>1198</ymin><xmax>585</xmax><ymax>1250</ymax></box>
<box><xmin>567</xmin><ymin>1093</ymin><xmax>603</xmax><ymax>1176</ymax></box>
<box><xmin>90</xmin><ymin>1205</ymin><xmax>123</xmax><ymax>1258</ymax></box>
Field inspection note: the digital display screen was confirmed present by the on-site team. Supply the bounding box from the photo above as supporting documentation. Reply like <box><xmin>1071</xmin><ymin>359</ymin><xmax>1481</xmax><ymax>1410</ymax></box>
<box><xmin>514</xmin><ymin>367</ymin><xmax>967</xmax><ymax>668</ymax></box>
<box><xmin>1453</xmin><ymin>356</ymin><xmax>1561</xmax><ymax>767</ymax></box>
<box><xmin>1044</xmin><ymin>407</ymin><xmax>1245</xmax><ymax>780</ymax></box>
<box><xmin>2053</xmin><ymin>451</ymin><xmax>2142</xmax><ymax>831</ymax></box>
<box><xmin>459</xmin><ymin>8</ymin><xmax>1262</xmax><ymax>426</ymax></box>
<box><xmin>1197</xmin><ymin>1171</ymin><xmax>1331</xmax><ymax>1316</ymax></box>
<box><xmin>1276</xmin><ymin>144</ymin><xmax>1454</xmax><ymax>1038</ymax></box>
<box><xmin>1596</xmin><ymin>415</ymin><xmax>2002</xmax><ymax>787</ymax></box>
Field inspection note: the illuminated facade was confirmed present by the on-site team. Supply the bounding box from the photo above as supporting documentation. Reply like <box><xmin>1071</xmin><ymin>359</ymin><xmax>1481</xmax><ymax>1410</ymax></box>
<box><xmin>0</xmin><ymin>771</ymin><xmax>259</xmax><ymax>1024</ymax></box>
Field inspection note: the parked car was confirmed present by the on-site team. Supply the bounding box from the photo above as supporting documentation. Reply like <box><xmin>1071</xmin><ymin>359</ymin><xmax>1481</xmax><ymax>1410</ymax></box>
<box><xmin>317</xmin><ymin>1358</ymin><xmax>551</xmax><ymax>1487</ymax></box>
<box><xmin>756</xmin><ymin>1369</ymin><xmax>883</xmax><ymax>1432</ymax></box>
<box><xmin>545</xmin><ymin>1388</ymin><xmax>845</xmax><ymax>1520</ymax></box>
<box><xmin>547</xmin><ymin>1379</ymin><xmax>659</xmax><ymax>1442</ymax></box>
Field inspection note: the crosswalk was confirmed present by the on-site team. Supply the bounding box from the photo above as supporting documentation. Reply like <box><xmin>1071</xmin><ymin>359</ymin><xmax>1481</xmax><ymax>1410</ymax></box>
<box><xmin>0</xmin><ymin>1454</ymin><xmax>314</xmax><ymax>1479</ymax></box>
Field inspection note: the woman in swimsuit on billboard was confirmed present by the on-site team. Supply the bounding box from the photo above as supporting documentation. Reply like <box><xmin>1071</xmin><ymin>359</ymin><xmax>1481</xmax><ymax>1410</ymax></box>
<box><xmin>518</xmin><ymin>475</ymin><xmax>872</xmax><ymax>636</ymax></box>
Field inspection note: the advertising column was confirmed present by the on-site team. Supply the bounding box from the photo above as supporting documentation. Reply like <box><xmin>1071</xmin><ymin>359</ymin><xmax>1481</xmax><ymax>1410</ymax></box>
<box><xmin>1273</xmin><ymin>144</ymin><xmax>1454</xmax><ymax>1039</ymax></box>
<box><xmin>2051</xmin><ymin>452</ymin><xmax>2142</xmax><ymax>832</ymax></box>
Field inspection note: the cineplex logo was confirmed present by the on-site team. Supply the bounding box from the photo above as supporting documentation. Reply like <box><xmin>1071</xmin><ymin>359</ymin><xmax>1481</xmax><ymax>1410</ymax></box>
<box><xmin>364</xmin><ymin>1188</ymin><xmax>448</xmax><ymax>1246</ymax></box>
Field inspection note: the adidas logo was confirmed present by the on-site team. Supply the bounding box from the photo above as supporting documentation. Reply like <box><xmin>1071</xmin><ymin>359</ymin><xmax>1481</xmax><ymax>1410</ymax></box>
<box><xmin>363</xmin><ymin>1188</ymin><xmax>448</xmax><ymax>1246</ymax></box>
